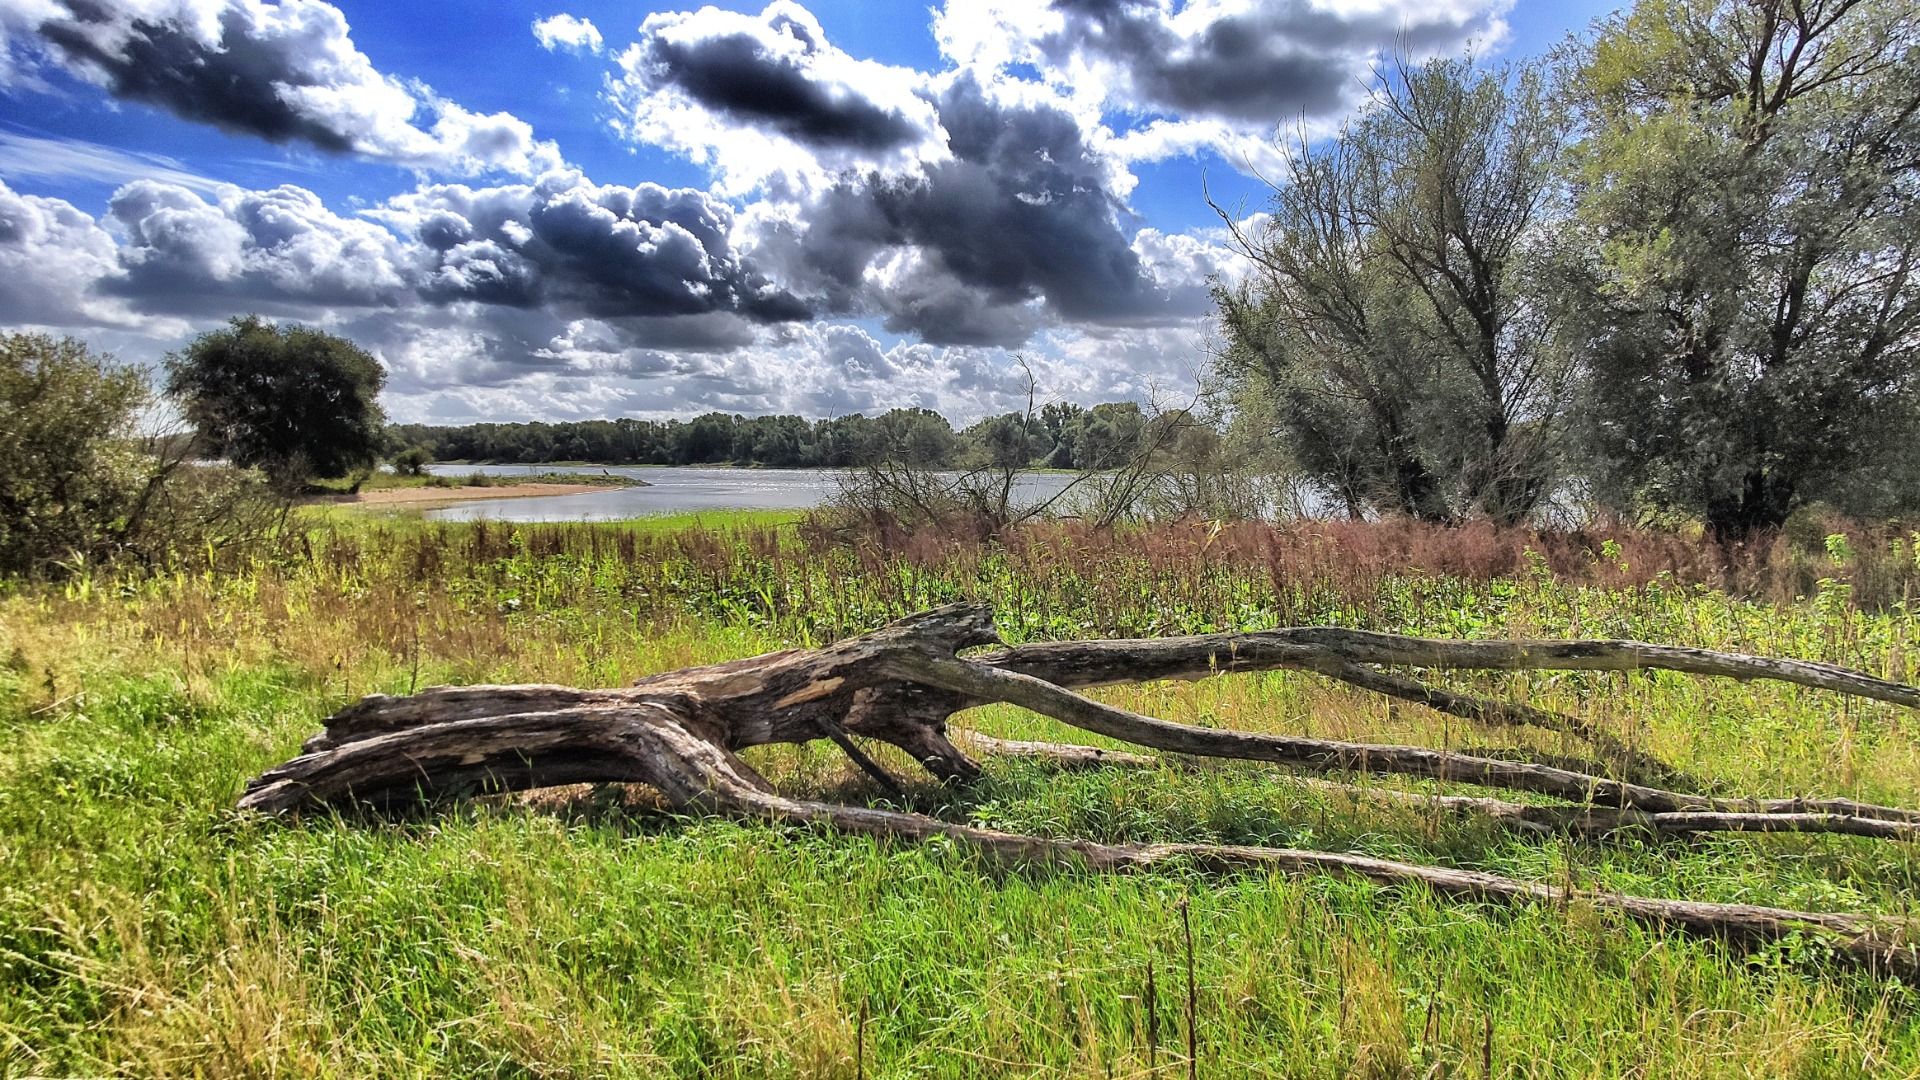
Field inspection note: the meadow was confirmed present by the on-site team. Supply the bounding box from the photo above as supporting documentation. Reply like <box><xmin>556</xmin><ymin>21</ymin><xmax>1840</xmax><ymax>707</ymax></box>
<box><xmin>3</xmin><ymin>511</ymin><xmax>1920</xmax><ymax>1077</ymax></box>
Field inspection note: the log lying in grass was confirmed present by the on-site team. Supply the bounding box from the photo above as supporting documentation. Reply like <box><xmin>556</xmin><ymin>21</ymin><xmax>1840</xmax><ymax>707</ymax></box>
<box><xmin>960</xmin><ymin>734</ymin><xmax>1920</xmax><ymax>842</ymax></box>
<box><xmin>241</xmin><ymin>604</ymin><xmax>1920</xmax><ymax>978</ymax></box>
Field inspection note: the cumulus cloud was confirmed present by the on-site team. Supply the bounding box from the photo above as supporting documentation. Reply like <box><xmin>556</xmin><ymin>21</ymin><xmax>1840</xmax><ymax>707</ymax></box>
<box><xmin>0</xmin><ymin>167</ymin><xmax>1230</xmax><ymax>422</ymax></box>
<box><xmin>0</xmin><ymin>0</ymin><xmax>1472</xmax><ymax>424</ymax></box>
<box><xmin>0</xmin><ymin>165</ymin><xmax>805</xmax><ymax>354</ymax></box>
<box><xmin>531</xmin><ymin>12</ymin><xmax>600</xmax><ymax>54</ymax></box>
<box><xmin>105</xmin><ymin>179</ymin><xmax>412</xmax><ymax>312</ymax></box>
<box><xmin>861</xmin><ymin>248</ymin><xmax>1048</xmax><ymax>347</ymax></box>
<box><xmin>603</xmin><ymin>5</ymin><xmax>1262</xmax><ymax>347</ymax></box>
<box><xmin>935</xmin><ymin>0</ymin><xmax>1507</xmax><ymax>142</ymax></box>
<box><xmin>609</xmin><ymin>0</ymin><xmax>946</xmax><ymax>195</ymax></box>
<box><xmin>748</xmin><ymin>74</ymin><xmax>1203</xmax><ymax>345</ymax></box>
<box><xmin>3</xmin><ymin>0</ymin><xmax>562</xmax><ymax>175</ymax></box>
<box><xmin>390</xmin><ymin>317</ymin><xmax>1028</xmax><ymax>422</ymax></box>
<box><xmin>378</xmin><ymin>170</ymin><xmax>809</xmax><ymax>327</ymax></box>
<box><xmin>0</xmin><ymin>176</ymin><xmax>139</xmax><ymax>326</ymax></box>
<box><xmin>1130</xmin><ymin>218</ymin><xmax>1260</xmax><ymax>313</ymax></box>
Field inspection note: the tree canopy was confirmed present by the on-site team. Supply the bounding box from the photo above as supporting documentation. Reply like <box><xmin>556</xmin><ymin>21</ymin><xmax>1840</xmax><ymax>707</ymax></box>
<box><xmin>1217</xmin><ymin>55</ymin><xmax>1572</xmax><ymax>524</ymax></box>
<box><xmin>1216</xmin><ymin>0</ymin><xmax>1920</xmax><ymax>534</ymax></box>
<box><xmin>0</xmin><ymin>334</ymin><xmax>274</xmax><ymax>577</ymax></box>
<box><xmin>1564</xmin><ymin>0</ymin><xmax>1920</xmax><ymax>538</ymax></box>
<box><xmin>167</xmin><ymin>317</ymin><xmax>388</xmax><ymax>493</ymax></box>
<box><xmin>388</xmin><ymin>403</ymin><xmax>1159</xmax><ymax>472</ymax></box>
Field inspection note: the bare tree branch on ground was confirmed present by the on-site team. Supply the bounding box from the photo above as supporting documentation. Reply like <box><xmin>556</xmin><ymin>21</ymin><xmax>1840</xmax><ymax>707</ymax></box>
<box><xmin>242</xmin><ymin>605</ymin><xmax>1920</xmax><ymax>979</ymax></box>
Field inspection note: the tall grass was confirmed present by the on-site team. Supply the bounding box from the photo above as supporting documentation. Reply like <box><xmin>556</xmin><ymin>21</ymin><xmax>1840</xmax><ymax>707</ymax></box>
<box><xmin>2</xmin><ymin>512</ymin><xmax>1918</xmax><ymax>1076</ymax></box>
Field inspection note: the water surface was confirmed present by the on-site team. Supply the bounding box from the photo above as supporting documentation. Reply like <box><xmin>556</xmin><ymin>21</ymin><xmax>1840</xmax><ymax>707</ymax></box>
<box><xmin>421</xmin><ymin>464</ymin><xmax>1077</xmax><ymax>521</ymax></box>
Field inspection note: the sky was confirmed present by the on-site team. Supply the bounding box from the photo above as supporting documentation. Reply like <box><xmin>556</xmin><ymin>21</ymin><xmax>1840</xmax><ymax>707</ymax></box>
<box><xmin>0</xmin><ymin>0</ymin><xmax>1619</xmax><ymax>426</ymax></box>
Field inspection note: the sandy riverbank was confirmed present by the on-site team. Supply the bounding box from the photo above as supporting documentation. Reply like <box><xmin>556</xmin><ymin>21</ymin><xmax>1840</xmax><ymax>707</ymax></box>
<box><xmin>307</xmin><ymin>483</ymin><xmax>622</xmax><ymax>506</ymax></box>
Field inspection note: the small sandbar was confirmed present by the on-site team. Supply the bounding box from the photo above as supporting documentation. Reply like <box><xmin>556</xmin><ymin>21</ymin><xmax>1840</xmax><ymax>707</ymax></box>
<box><xmin>310</xmin><ymin>482</ymin><xmax>626</xmax><ymax>506</ymax></box>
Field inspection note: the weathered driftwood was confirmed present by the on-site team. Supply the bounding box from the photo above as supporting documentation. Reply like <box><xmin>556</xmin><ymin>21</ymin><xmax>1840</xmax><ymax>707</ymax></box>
<box><xmin>961</xmin><ymin>735</ymin><xmax>1920</xmax><ymax>842</ymax></box>
<box><xmin>241</xmin><ymin>604</ymin><xmax>1920</xmax><ymax>978</ymax></box>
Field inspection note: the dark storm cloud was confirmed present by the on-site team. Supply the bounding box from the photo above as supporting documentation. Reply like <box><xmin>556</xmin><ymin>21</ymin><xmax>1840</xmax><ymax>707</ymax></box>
<box><xmin>37</xmin><ymin>0</ymin><xmax>355</xmax><ymax>150</ymax></box>
<box><xmin>636</xmin><ymin>22</ymin><xmax>922</xmax><ymax>150</ymax></box>
<box><xmin>397</xmin><ymin>172</ymin><xmax>810</xmax><ymax>326</ymax></box>
<box><xmin>785</xmin><ymin>75</ymin><xmax>1166</xmax><ymax>345</ymax></box>
<box><xmin>621</xmin><ymin>2</ymin><xmax>938</xmax><ymax>154</ymax></box>
<box><xmin>1040</xmin><ymin>0</ymin><xmax>1501</xmax><ymax>121</ymax></box>
<box><xmin>900</xmin><ymin>76</ymin><xmax>1157</xmax><ymax>321</ymax></box>
<box><xmin>612</xmin><ymin>3</ymin><xmax>1242</xmax><ymax>345</ymax></box>
<box><xmin>8</xmin><ymin>0</ymin><xmax>556</xmax><ymax>174</ymax></box>
<box><xmin>869</xmin><ymin>258</ymin><xmax>1046</xmax><ymax>347</ymax></box>
<box><xmin>80</xmin><ymin>171</ymin><xmax>805</xmax><ymax>349</ymax></box>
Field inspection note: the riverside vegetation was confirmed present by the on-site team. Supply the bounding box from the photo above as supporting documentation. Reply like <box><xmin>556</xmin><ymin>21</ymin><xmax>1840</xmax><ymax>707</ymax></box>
<box><xmin>4</xmin><ymin>511</ymin><xmax>1920</xmax><ymax>1076</ymax></box>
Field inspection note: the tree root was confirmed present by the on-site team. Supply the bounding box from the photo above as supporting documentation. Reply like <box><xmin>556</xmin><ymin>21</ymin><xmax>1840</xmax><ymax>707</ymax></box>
<box><xmin>240</xmin><ymin>604</ymin><xmax>1920</xmax><ymax>979</ymax></box>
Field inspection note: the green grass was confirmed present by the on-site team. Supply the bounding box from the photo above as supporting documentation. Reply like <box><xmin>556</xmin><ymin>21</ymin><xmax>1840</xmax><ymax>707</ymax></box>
<box><xmin>577</xmin><ymin>509</ymin><xmax>808</xmax><ymax>533</ymax></box>
<box><xmin>2</xmin><ymin>516</ymin><xmax>1917</xmax><ymax>1076</ymax></box>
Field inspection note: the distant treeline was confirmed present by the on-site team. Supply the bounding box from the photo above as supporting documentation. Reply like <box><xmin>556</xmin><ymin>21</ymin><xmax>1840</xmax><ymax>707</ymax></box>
<box><xmin>389</xmin><ymin>402</ymin><xmax>1159</xmax><ymax>470</ymax></box>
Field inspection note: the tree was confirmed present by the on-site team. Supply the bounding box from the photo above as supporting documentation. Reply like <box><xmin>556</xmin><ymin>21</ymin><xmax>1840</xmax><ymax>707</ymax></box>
<box><xmin>1075</xmin><ymin>402</ymin><xmax>1148</xmax><ymax>472</ymax></box>
<box><xmin>166</xmin><ymin>317</ymin><xmax>388</xmax><ymax>493</ymax></box>
<box><xmin>1216</xmin><ymin>54</ymin><xmax>1572</xmax><ymax>524</ymax></box>
<box><xmin>867</xmin><ymin>408</ymin><xmax>958</xmax><ymax>467</ymax></box>
<box><xmin>0</xmin><ymin>335</ymin><xmax>152</xmax><ymax>575</ymax></box>
<box><xmin>677</xmin><ymin>413</ymin><xmax>737</xmax><ymax>464</ymax></box>
<box><xmin>1563</xmin><ymin>0</ymin><xmax>1920</xmax><ymax>540</ymax></box>
<box><xmin>961</xmin><ymin>412</ymin><xmax>1050</xmax><ymax>470</ymax></box>
<box><xmin>748</xmin><ymin>414</ymin><xmax>813</xmax><ymax>466</ymax></box>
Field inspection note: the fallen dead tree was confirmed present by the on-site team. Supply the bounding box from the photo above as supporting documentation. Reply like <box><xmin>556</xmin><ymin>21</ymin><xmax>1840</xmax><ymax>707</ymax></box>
<box><xmin>242</xmin><ymin>604</ymin><xmax>1920</xmax><ymax>978</ymax></box>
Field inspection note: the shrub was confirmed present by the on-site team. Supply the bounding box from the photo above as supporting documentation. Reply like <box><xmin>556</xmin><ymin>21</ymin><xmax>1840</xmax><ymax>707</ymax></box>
<box><xmin>391</xmin><ymin>446</ymin><xmax>432</xmax><ymax>476</ymax></box>
<box><xmin>0</xmin><ymin>334</ymin><xmax>279</xmax><ymax>578</ymax></box>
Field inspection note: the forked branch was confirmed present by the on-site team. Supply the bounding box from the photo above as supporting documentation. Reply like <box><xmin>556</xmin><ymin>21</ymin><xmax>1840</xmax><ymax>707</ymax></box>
<box><xmin>240</xmin><ymin>604</ymin><xmax>1920</xmax><ymax>978</ymax></box>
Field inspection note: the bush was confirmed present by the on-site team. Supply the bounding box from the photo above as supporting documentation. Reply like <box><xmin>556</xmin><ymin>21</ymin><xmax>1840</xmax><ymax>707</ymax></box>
<box><xmin>391</xmin><ymin>446</ymin><xmax>432</xmax><ymax>476</ymax></box>
<box><xmin>0</xmin><ymin>334</ymin><xmax>279</xmax><ymax>578</ymax></box>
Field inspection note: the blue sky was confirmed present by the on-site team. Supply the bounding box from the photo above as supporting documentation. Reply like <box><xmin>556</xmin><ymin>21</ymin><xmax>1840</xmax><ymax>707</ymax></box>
<box><xmin>0</xmin><ymin>0</ymin><xmax>1621</xmax><ymax>424</ymax></box>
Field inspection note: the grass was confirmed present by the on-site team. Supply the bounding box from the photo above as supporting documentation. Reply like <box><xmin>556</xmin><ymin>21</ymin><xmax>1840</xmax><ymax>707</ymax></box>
<box><xmin>2</xmin><ymin>511</ymin><xmax>1918</xmax><ymax>1076</ymax></box>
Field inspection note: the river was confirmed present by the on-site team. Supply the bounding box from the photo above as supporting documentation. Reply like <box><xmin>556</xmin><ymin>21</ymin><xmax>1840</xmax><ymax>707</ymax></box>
<box><xmin>421</xmin><ymin>464</ymin><xmax>1080</xmax><ymax>521</ymax></box>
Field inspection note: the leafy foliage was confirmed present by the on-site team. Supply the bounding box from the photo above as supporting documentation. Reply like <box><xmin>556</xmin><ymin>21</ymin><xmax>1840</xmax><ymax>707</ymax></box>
<box><xmin>388</xmin><ymin>402</ymin><xmax>1169</xmax><ymax>472</ymax></box>
<box><xmin>167</xmin><ymin>316</ymin><xmax>387</xmax><ymax>493</ymax></box>
<box><xmin>1562</xmin><ymin>0</ymin><xmax>1920</xmax><ymax>538</ymax></box>
<box><xmin>0</xmin><ymin>334</ymin><xmax>276</xmax><ymax>578</ymax></box>
<box><xmin>0</xmin><ymin>335</ymin><xmax>150</xmax><ymax>575</ymax></box>
<box><xmin>1217</xmin><ymin>55</ymin><xmax>1571</xmax><ymax>525</ymax></box>
<box><xmin>389</xmin><ymin>446</ymin><xmax>431</xmax><ymax>476</ymax></box>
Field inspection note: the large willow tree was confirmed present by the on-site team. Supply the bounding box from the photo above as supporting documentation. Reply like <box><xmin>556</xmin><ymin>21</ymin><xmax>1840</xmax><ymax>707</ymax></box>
<box><xmin>1215</xmin><ymin>56</ymin><xmax>1572</xmax><ymax>524</ymax></box>
<box><xmin>1564</xmin><ymin>0</ymin><xmax>1920</xmax><ymax>539</ymax></box>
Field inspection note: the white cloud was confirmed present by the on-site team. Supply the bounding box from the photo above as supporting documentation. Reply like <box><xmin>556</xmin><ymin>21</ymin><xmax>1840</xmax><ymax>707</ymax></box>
<box><xmin>607</xmin><ymin>1</ymin><xmax>948</xmax><ymax>197</ymax></box>
<box><xmin>0</xmin><ymin>129</ymin><xmax>228</xmax><ymax>193</ymax></box>
<box><xmin>106</xmin><ymin>180</ymin><xmax>413</xmax><ymax>310</ymax></box>
<box><xmin>0</xmin><ymin>165</ymin><xmax>1230</xmax><ymax>423</ymax></box>
<box><xmin>532</xmin><ymin>13</ymin><xmax>602</xmax><ymax>55</ymax></box>
<box><xmin>0</xmin><ymin>177</ymin><xmax>143</xmax><ymax>328</ymax></box>
<box><xmin>934</xmin><ymin>0</ymin><xmax>1508</xmax><ymax>166</ymax></box>
<box><xmin>0</xmin><ymin>0</ymin><xmax>1505</xmax><ymax>425</ymax></box>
